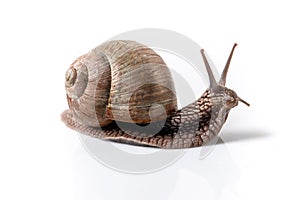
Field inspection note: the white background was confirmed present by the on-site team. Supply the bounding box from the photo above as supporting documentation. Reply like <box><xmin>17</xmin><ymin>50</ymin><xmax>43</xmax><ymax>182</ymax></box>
<box><xmin>0</xmin><ymin>0</ymin><xmax>299</xmax><ymax>199</ymax></box>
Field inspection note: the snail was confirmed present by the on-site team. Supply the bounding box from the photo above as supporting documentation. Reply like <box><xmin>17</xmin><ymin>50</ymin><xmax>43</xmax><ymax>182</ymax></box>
<box><xmin>61</xmin><ymin>40</ymin><xmax>249</xmax><ymax>149</ymax></box>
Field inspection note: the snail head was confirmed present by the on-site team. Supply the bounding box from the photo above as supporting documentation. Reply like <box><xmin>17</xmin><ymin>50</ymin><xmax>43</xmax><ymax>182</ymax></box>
<box><xmin>200</xmin><ymin>44</ymin><xmax>250</xmax><ymax>109</ymax></box>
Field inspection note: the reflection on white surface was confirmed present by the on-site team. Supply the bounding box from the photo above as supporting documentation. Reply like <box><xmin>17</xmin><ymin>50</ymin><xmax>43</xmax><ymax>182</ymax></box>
<box><xmin>72</xmin><ymin>135</ymin><xmax>241</xmax><ymax>200</ymax></box>
<box><xmin>79</xmin><ymin>134</ymin><xmax>187</xmax><ymax>174</ymax></box>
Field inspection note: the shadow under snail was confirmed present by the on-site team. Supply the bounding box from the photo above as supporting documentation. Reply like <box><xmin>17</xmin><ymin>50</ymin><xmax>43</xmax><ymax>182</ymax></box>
<box><xmin>61</xmin><ymin>40</ymin><xmax>249</xmax><ymax>149</ymax></box>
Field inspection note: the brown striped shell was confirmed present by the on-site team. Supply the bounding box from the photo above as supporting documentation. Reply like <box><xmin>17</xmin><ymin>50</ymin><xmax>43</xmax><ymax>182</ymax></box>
<box><xmin>65</xmin><ymin>40</ymin><xmax>177</xmax><ymax>127</ymax></box>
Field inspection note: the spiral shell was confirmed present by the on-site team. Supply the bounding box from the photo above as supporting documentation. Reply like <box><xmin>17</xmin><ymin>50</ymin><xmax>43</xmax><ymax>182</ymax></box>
<box><xmin>65</xmin><ymin>40</ymin><xmax>178</xmax><ymax>127</ymax></box>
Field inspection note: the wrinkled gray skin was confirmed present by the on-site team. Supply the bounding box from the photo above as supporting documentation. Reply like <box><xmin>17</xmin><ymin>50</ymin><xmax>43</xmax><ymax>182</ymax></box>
<box><xmin>61</xmin><ymin>43</ymin><xmax>249</xmax><ymax>149</ymax></box>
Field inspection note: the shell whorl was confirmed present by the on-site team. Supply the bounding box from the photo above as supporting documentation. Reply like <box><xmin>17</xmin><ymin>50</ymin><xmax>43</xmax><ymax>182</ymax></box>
<box><xmin>65</xmin><ymin>40</ymin><xmax>178</xmax><ymax>127</ymax></box>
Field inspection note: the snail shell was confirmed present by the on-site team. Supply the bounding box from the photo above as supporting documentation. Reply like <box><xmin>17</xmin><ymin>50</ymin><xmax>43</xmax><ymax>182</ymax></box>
<box><xmin>65</xmin><ymin>40</ymin><xmax>177</xmax><ymax>127</ymax></box>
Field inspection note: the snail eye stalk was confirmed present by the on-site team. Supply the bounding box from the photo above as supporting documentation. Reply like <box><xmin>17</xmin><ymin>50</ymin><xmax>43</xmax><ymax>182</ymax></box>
<box><xmin>219</xmin><ymin>43</ymin><xmax>238</xmax><ymax>86</ymax></box>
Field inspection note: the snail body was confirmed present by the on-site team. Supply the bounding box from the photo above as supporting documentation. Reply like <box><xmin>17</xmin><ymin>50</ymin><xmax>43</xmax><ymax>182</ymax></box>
<box><xmin>61</xmin><ymin>40</ymin><xmax>249</xmax><ymax>149</ymax></box>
